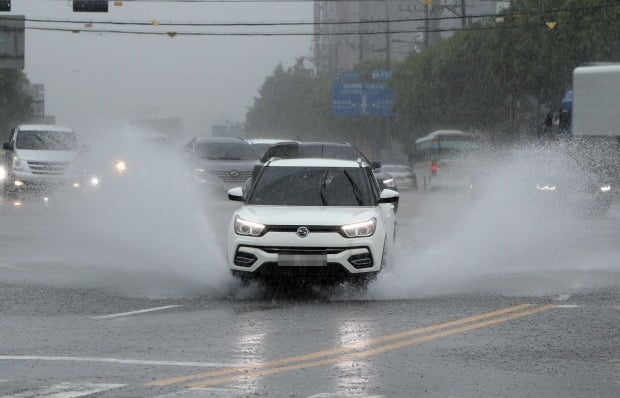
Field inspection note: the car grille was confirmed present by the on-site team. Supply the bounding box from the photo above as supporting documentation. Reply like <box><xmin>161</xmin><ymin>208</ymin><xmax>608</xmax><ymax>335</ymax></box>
<box><xmin>211</xmin><ymin>170</ymin><xmax>252</xmax><ymax>183</ymax></box>
<box><xmin>252</xmin><ymin>246</ymin><xmax>348</xmax><ymax>255</ymax></box>
<box><xmin>27</xmin><ymin>161</ymin><xmax>69</xmax><ymax>175</ymax></box>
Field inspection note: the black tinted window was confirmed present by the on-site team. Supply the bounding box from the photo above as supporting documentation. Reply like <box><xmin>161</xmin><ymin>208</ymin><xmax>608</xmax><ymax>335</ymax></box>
<box><xmin>248</xmin><ymin>166</ymin><xmax>375</xmax><ymax>206</ymax></box>
<box><xmin>16</xmin><ymin>130</ymin><xmax>78</xmax><ymax>151</ymax></box>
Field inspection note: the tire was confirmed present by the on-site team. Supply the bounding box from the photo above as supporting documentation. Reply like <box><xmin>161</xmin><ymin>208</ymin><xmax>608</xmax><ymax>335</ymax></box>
<box><xmin>2</xmin><ymin>179</ymin><xmax>16</xmax><ymax>199</ymax></box>
<box><xmin>348</xmin><ymin>272</ymin><xmax>377</xmax><ymax>289</ymax></box>
<box><xmin>231</xmin><ymin>270</ymin><xmax>253</xmax><ymax>287</ymax></box>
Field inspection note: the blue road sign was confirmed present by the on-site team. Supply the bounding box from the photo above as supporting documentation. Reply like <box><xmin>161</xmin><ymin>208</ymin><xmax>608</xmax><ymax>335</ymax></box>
<box><xmin>332</xmin><ymin>81</ymin><xmax>394</xmax><ymax>116</ymax></box>
<box><xmin>333</xmin><ymin>71</ymin><xmax>361</xmax><ymax>82</ymax></box>
<box><xmin>371</xmin><ymin>69</ymin><xmax>392</xmax><ymax>81</ymax></box>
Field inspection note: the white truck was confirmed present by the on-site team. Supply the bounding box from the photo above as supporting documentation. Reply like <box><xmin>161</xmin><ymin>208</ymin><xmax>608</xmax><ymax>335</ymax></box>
<box><xmin>566</xmin><ymin>64</ymin><xmax>620</xmax><ymax>190</ymax></box>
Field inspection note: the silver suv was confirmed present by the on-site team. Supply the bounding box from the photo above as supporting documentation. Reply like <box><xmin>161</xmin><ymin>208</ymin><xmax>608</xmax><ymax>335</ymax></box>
<box><xmin>184</xmin><ymin>137</ymin><xmax>258</xmax><ymax>192</ymax></box>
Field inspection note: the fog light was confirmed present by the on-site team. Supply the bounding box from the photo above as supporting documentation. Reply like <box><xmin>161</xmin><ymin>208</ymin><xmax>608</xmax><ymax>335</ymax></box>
<box><xmin>348</xmin><ymin>253</ymin><xmax>373</xmax><ymax>269</ymax></box>
<box><xmin>234</xmin><ymin>252</ymin><xmax>257</xmax><ymax>267</ymax></box>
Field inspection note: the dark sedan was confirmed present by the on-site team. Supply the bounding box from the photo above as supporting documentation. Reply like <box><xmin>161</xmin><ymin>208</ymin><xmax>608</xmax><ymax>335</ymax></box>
<box><xmin>258</xmin><ymin>141</ymin><xmax>397</xmax><ymax>192</ymax></box>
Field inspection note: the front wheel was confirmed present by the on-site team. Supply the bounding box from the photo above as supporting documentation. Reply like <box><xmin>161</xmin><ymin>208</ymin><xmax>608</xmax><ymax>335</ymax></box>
<box><xmin>2</xmin><ymin>179</ymin><xmax>17</xmax><ymax>199</ymax></box>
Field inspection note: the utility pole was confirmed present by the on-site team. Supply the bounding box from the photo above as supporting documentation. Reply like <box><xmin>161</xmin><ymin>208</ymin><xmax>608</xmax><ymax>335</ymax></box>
<box><xmin>424</xmin><ymin>1</ymin><xmax>430</xmax><ymax>49</ymax></box>
<box><xmin>461</xmin><ymin>0</ymin><xmax>467</xmax><ymax>28</ymax></box>
<box><xmin>385</xmin><ymin>0</ymin><xmax>391</xmax><ymax>69</ymax></box>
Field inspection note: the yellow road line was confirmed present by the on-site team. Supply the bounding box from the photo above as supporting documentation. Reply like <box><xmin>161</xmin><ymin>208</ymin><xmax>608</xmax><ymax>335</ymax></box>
<box><xmin>148</xmin><ymin>303</ymin><xmax>532</xmax><ymax>387</ymax></box>
<box><xmin>189</xmin><ymin>304</ymin><xmax>557</xmax><ymax>388</ymax></box>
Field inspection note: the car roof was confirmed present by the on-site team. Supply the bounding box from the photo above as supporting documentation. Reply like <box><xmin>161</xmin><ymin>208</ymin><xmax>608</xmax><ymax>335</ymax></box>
<box><xmin>17</xmin><ymin>124</ymin><xmax>73</xmax><ymax>133</ymax></box>
<box><xmin>298</xmin><ymin>141</ymin><xmax>350</xmax><ymax>147</ymax></box>
<box><xmin>246</xmin><ymin>138</ymin><xmax>297</xmax><ymax>144</ymax></box>
<box><xmin>194</xmin><ymin>136</ymin><xmax>247</xmax><ymax>144</ymax></box>
<box><xmin>267</xmin><ymin>158</ymin><xmax>368</xmax><ymax>168</ymax></box>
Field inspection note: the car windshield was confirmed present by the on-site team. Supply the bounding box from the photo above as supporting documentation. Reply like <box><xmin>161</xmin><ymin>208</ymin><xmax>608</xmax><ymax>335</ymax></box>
<box><xmin>15</xmin><ymin>130</ymin><xmax>78</xmax><ymax>151</ymax></box>
<box><xmin>195</xmin><ymin>142</ymin><xmax>257</xmax><ymax>160</ymax></box>
<box><xmin>248</xmin><ymin>166</ymin><xmax>375</xmax><ymax>206</ymax></box>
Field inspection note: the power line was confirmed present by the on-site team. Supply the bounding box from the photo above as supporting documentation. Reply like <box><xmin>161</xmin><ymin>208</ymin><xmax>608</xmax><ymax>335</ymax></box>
<box><xmin>2</xmin><ymin>3</ymin><xmax>618</xmax><ymax>28</ymax></box>
<box><xmin>23</xmin><ymin>19</ymin><xmax>609</xmax><ymax>37</ymax></box>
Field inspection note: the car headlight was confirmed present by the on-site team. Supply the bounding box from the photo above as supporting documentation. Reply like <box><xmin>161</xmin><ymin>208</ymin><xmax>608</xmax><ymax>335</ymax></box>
<box><xmin>341</xmin><ymin>218</ymin><xmax>376</xmax><ymax>238</ymax></box>
<box><xmin>89</xmin><ymin>176</ymin><xmax>100</xmax><ymax>187</ymax></box>
<box><xmin>600</xmin><ymin>184</ymin><xmax>611</xmax><ymax>192</ymax></box>
<box><xmin>13</xmin><ymin>156</ymin><xmax>26</xmax><ymax>171</ymax></box>
<box><xmin>114</xmin><ymin>160</ymin><xmax>127</xmax><ymax>174</ymax></box>
<box><xmin>536</xmin><ymin>184</ymin><xmax>556</xmax><ymax>191</ymax></box>
<box><xmin>234</xmin><ymin>216</ymin><xmax>267</xmax><ymax>237</ymax></box>
<box><xmin>382</xmin><ymin>178</ymin><xmax>396</xmax><ymax>188</ymax></box>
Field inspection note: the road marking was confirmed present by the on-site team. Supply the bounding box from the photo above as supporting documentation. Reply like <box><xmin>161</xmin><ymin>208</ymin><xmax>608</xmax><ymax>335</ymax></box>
<box><xmin>188</xmin><ymin>304</ymin><xmax>557</xmax><ymax>388</ymax></box>
<box><xmin>154</xmin><ymin>387</ymin><xmax>241</xmax><ymax>397</ymax></box>
<box><xmin>0</xmin><ymin>355</ymin><xmax>234</xmax><ymax>368</ymax></box>
<box><xmin>0</xmin><ymin>382</ymin><xmax>124</xmax><ymax>398</ymax></box>
<box><xmin>307</xmin><ymin>394</ymin><xmax>384</xmax><ymax>398</ymax></box>
<box><xmin>148</xmin><ymin>303</ymin><xmax>536</xmax><ymax>387</ymax></box>
<box><xmin>553</xmin><ymin>294</ymin><xmax>571</xmax><ymax>301</ymax></box>
<box><xmin>90</xmin><ymin>305</ymin><xmax>182</xmax><ymax>319</ymax></box>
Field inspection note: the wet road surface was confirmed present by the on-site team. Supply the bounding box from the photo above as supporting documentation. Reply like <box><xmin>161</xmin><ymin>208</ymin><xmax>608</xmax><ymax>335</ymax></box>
<box><xmin>1</xmin><ymin>188</ymin><xmax>619</xmax><ymax>397</ymax></box>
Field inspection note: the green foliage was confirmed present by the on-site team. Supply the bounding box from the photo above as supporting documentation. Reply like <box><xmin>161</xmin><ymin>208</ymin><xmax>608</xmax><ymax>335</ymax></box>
<box><xmin>0</xmin><ymin>69</ymin><xmax>32</xmax><ymax>138</ymax></box>
<box><xmin>246</xmin><ymin>0</ymin><xmax>620</xmax><ymax>149</ymax></box>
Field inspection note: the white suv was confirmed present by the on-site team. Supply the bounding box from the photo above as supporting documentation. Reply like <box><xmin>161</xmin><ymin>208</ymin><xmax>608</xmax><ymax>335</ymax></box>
<box><xmin>226</xmin><ymin>158</ymin><xmax>399</xmax><ymax>285</ymax></box>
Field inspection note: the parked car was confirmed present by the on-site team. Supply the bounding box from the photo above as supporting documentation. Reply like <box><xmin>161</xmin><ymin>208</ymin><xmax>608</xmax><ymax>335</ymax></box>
<box><xmin>382</xmin><ymin>163</ymin><xmax>418</xmax><ymax>190</ymax></box>
<box><xmin>226</xmin><ymin>157</ymin><xmax>399</xmax><ymax>286</ymax></box>
<box><xmin>2</xmin><ymin>124</ymin><xmax>86</xmax><ymax>198</ymax></box>
<box><xmin>184</xmin><ymin>137</ymin><xmax>258</xmax><ymax>192</ymax></box>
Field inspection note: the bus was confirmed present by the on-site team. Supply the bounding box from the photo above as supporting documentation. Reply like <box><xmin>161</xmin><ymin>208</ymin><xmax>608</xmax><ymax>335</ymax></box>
<box><xmin>414</xmin><ymin>130</ymin><xmax>483</xmax><ymax>190</ymax></box>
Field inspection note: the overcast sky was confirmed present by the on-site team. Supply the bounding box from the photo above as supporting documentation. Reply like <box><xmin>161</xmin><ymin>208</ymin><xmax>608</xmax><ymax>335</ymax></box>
<box><xmin>12</xmin><ymin>0</ymin><xmax>313</xmax><ymax>137</ymax></box>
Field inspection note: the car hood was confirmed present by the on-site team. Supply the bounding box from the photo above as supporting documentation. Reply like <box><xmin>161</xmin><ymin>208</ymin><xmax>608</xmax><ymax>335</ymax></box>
<box><xmin>237</xmin><ymin>206</ymin><xmax>378</xmax><ymax>226</ymax></box>
<box><xmin>14</xmin><ymin>149</ymin><xmax>78</xmax><ymax>163</ymax></box>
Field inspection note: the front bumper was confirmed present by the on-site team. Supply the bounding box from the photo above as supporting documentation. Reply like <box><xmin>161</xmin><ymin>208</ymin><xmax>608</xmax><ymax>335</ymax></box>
<box><xmin>228</xmin><ymin>231</ymin><xmax>385</xmax><ymax>278</ymax></box>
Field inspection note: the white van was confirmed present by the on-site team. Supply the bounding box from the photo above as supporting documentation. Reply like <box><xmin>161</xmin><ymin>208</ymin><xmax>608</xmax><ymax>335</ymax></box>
<box><xmin>2</xmin><ymin>124</ymin><xmax>83</xmax><ymax>196</ymax></box>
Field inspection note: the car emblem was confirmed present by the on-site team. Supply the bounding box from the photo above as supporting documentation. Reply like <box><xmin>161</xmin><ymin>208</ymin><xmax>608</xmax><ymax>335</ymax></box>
<box><xmin>296</xmin><ymin>226</ymin><xmax>309</xmax><ymax>238</ymax></box>
<box><xmin>229</xmin><ymin>170</ymin><xmax>240</xmax><ymax>177</ymax></box>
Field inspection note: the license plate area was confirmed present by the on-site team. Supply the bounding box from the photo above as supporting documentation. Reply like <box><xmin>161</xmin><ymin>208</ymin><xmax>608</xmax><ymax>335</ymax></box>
<box><xmin>278</xmin><ymin>254</ymin><xmax>327</xmax><ymax>267</ymax></box>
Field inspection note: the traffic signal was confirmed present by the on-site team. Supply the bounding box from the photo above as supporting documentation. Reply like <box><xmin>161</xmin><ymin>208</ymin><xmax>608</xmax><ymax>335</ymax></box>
<box><xmin>73</xmin><ymin>0</ymin><xmax>108</xmax><ymax>12</ymax></box>
<box><xmin>0</xmin><ymin>1</ymin><xmax>10</xmax><ymax>12</ymax></box>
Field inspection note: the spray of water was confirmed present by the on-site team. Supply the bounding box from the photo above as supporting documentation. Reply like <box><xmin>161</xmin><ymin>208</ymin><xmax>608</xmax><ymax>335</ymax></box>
<box><xmin>0</xmin><ymin>126</ymin><xmax>236</xmax><ymax>298</ymax></box>
<box><xmin>368</xmin><ymin>144</ymin><xmax>620</xmax><ymax>299</ymax></box>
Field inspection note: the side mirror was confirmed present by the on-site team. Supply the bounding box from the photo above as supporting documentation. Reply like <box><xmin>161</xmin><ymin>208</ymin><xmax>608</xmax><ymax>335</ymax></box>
<box><xmin>3</xmin><ymin>142</ymin><xmax>11</xmax><ymax>151</ymax></box>
<box><xmin>227</xmin><ymin>186</ymin><xmax>244</xmax><ymax>202</ymax></box>
<box><xmin>371</xmin><ymin>160</ymin><xmax>382</xmax><ymax>169</ymax></box>
<box><xmin>378</xmin><ymin>188</ymin><xmax>399</xmax><ymax>204</ymax></box>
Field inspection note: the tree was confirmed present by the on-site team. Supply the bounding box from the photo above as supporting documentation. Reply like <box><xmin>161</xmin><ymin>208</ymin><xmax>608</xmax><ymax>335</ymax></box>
<box><xmin>0</xmin><ymin>69</ymin><xmax>32</xmax><ymax>139</ymax></box>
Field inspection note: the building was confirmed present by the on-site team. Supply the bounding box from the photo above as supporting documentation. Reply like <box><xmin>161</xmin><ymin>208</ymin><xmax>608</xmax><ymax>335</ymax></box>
<box><xmin>24</xmin><ymin>83</ymin><xmax>55</xmax><ymax>124</ymax></box>
<box><xmin>313</xmin><ymin>0</ymin><xmax>510</xmax><ymax>73</ymax></box>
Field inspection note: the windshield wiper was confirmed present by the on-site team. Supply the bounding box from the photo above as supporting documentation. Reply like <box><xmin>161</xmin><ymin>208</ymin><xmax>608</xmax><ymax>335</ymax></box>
<box><xmin>343</xmin><ymin>170</ymin><xmax>363</xmax><ymax>206</ymax></box>
<box><xmin>319</xmin><ymin>169</ymin><xmax>329</xmax><ymax>206</ymax></box>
